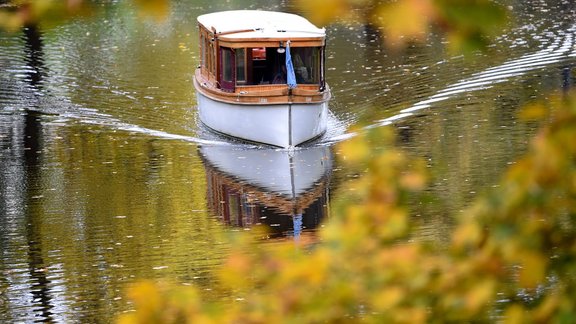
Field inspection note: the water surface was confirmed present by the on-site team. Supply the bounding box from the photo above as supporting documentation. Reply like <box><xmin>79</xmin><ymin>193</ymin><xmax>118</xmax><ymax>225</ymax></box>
<box><xmin>1</xmin><ymin>0</ymin><xmax>575</xmax><ymax>321</ymax></box>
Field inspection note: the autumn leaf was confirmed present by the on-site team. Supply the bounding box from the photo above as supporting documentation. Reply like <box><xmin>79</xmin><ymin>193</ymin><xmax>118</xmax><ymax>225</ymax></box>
<box><xmin>372</xmin><ymin>0</ymin><xmax>437</xmax><ymax>48</ymax></box>
<box><xmin>517</xmin><ymin>252</ymin><xmax>547</xmax><ymax>288</ymax></box>
<box><xmin>133</xmin><ymin>0</ymin><xmax>170</xmax><ymax>22</ymax></box>
<box><xmin>338</xmin><ymin>132</ymin><xmax>370</xmax><ymax>165</ymax></box>
<box><xmin>518</xmin><ymin>102</ymin><xmax>548</xmax><ymax>121</ymax></box>
<box><xmin>295</xmin><ymin>0</ymin><xmax>349</xmax><ymax>26</ymax></box>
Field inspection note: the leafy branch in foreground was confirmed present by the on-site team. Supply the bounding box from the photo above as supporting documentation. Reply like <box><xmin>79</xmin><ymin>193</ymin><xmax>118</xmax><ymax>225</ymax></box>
<box><xmin>295</xmin><ymin>0</ymin><xmax>507</xmax><ymax>53</ymax></box>
<box><xmin>118</xmin><ymin>93</ymin><xmax>576</xmax><ymax>323</ymax></box>
<box><xmin>0</xmin><ymin>0</ymin><xmax>169</xmax><ymax>31</ymax></box>
<box><xmin>1</xmin><ymin>0</ymin><xmax>506</xmax><ymax>54</ymax></box>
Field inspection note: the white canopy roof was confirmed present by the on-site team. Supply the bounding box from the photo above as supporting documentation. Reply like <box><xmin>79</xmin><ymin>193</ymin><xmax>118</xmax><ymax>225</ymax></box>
<box><xmin>197</xmin><ymin>10</ymin><xmax>326</xmax><ymax>39</ymax></box>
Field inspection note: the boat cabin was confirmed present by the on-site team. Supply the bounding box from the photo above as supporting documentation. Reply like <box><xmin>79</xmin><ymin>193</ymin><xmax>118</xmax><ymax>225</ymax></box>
<box><xmin>195</xmin><ymin>10</ymin><xmax>328</xmax><ymax>101</ymax></box>
<box><xmin>193</xmin><ymin>11</ymin><xmax>331</xmax><ymax>147</ymax></box>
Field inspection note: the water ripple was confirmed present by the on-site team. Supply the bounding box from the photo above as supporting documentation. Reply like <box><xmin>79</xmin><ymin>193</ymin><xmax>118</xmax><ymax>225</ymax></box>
<box><xmin>323</xmin><ymin>23</ymin><xmax>576</xmax><ymax>142</ymax></box>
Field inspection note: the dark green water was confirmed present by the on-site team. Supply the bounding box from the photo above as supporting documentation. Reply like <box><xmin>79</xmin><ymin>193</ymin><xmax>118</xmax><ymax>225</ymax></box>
<box><xmin>1</xmin><ymin>0</ymin><xmax>575</xmax><ymax>321</ymax></box>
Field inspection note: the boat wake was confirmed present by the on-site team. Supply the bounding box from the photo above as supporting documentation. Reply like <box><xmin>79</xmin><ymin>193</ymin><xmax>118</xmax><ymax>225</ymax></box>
<box><xmin>44</xmin><ymin>103</ymin><xmax>347</xmax><ymax>150</ymax></box>
<box><xmin>45</xmin><ymin>104</ymin><xmax>240</xmax><ymax>147</ymax></box>
<box><xmin>319</xmin><ymin>23</ymin><xmax>576</xmax><ymax>145</ymax></box>
<box><xmin>26</xmin><ymin>21</ymin><xmax>576</xmax><ymax>151</ymax></box>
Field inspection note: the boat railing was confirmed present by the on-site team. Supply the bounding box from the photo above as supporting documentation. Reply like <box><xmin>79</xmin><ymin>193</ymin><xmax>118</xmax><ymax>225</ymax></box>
<box><xmin>195</xmin><ymin>71</ymin><xmax>330</xmax><ymax>104</ymax></box>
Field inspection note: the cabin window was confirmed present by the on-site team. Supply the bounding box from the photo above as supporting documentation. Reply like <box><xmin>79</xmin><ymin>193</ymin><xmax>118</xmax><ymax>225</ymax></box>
<box><xmin>320</xmin><ymin>45</ymin><xmax>326</xmax><ymax>89</ymax></box>
<box><xmin>219</xmin><ymin>47</ymin><xmax>235</xmax><ymax>92</ymax></box>
<box><xmin>236</xmin><ymin>48</ymin><xmax>246</xmax><ymax>84</ymax></box>
<box><xmin>222</xmin><ymin>49</ymin><xmax>234</xmax><ymax>82</ymax></box>
<box><xmin>253</xmin><ymin>47</ymin><xmax>266</xmax><ymax>60</ymax></box>
<box><xmin>199</xmin><ymin>28</ymin><xmax>212</xmax><ymax>74</ymax></box>
<box><xmin>232</xmin><ymin>46</ymin><xmax>323</xmax><ymax>86</ymax></box>
<box><xmin>290</xmin><ymin>47</ymin><xmax>321</xmax><ymax>85</ymax></box>
<box><xmin>210</xmin><ymin>44</ymin><xmax>325</xmax><ymax>88</ymax></box>
<box><xmin>199</xmin><ymin>28</ymin><xmax>216</xmax><ymax>76</ymax></box>
<box><xmin>200</xmin><ymin>34</ymin><xmax>206</xmax><ymax>67</ymax></box>
<box><xmin>209</xmin><ymin>40</ymin><xmax>216</xmax><ymax>75</ymax></box>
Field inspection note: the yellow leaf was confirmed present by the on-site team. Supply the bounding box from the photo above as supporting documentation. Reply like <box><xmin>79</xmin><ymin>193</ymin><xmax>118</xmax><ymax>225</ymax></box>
<box><xmin>372</xmin><ymin>286</ymin><xmax>405</xmax><ymax>310</ymax></box>
<box><xmin>373</xmin><ymin>0</ymin><xmax>437</xmax><ymax>48</ymax></box>
<box><xmin>519</xmin><ymin>102</ymin><xmax>547</xmax><ymax>121</ymax></box>
<box><xmin>465</xmin><ymin>279</ymin><xmax>495</xmax><ymax>313</ymax></box>
<box><xmin>534</xmin><ymin>294</ymin><xmax>559</xmax><ymax>322</ymax></box>
<box><xmin>218</xmin><ymin>253</ymin><xmax>252</xmax><ymax>288</ymax></box>
<box><xmin>518</xmin><ymin>252</ymin><xmax>547</xmax><ymax>288</ymax></box>
<box><xmin>338</xmin><ymin>134</ymin><xmax>370</xmax><ymax>165</ymax></box>
<box><xmin>400</xmin><ymin>171</ymin><xmax>426</xmax><ymax>190</ymax></box>
<box><xmin>127</xmin><ymin>280</ymin><xmax>161</xmax><ymax>309</ymax></box>
<box><xmin>504</xmin><ymin>304</ymin><xmax>526</xmax><ymax>324</ymax></box>
<box><xmin>295</xmin><ymin>0</ymin><xmax>349</xmax><ymax>26</ymax></box>
<box><xmin>133</xmin><ymin>0</ymin><xmax>169</xmax><ymax>22</ymax></box>
<box><xmin>452</xmin><ymin>221</ymin><xmax>482</xmax><ymax>249</ymax></box>
<box><xmin>0</xmin><ymin>12</ymin><xmax>23</xmax><ymax>31</ymax></box>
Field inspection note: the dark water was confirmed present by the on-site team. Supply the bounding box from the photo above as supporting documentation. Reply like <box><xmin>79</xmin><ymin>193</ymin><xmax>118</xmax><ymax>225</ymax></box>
<box><xmin>1</xmin><ymin>0</ymin><xmax>575</xmax><ymax>322</ymax></box>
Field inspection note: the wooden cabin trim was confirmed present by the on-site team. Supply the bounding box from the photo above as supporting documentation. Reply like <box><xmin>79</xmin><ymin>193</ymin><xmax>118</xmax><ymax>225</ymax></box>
<box><xmin>194</xmin><ymin>69</ymin><xmax>331</xmax><ymax>105</ymax></box>
<box><xmin>217</xmin><ymin>39</ymin><xmax>325</xmax><ymax>48</ymax></box>
<box><xmin>198</xmin><ymin>24</ymin><xmax>325</xmax><ymax>49</ymax></box>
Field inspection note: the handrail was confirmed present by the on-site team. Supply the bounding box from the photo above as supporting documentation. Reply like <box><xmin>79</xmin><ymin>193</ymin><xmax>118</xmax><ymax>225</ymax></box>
<box><xmin>213</xmin><ymin>28</ymin><xmax>263</xmax><ymax>37</ymax></box>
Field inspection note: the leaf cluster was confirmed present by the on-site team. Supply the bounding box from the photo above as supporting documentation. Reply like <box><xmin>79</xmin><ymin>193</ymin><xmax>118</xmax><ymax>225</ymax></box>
<box><xmin>295</xmin><ymin>0</ymin><xmax>507</xmax><ymax>53</ymax></box>
<box><xmin>0</xmin><ymin>0</ymin><xmax>169</xmax><ymax>31</ymax></box>
<box><xmin>119</xmin><ymin>91</ymin><xmax>576</xmax><ymax>323</ymax></box>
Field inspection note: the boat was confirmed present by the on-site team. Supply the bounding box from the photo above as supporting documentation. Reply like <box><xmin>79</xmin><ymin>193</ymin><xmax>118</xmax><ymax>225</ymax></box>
<box><xmin>193</xmin><ymin>10</ymin><xmax>331</xmax><ymax>148</ymax></box>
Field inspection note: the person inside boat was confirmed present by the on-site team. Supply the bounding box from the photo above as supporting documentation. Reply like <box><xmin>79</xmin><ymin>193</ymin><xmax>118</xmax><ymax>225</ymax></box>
<box><xmin>272</xmin><ymin>64</ymin><xmax>287</xmax><ymax>84</ymax></box>
<box><xmin>293</xmin><ymin>53</ymin><xmax>308</xmax><ymax>83</ymax></box>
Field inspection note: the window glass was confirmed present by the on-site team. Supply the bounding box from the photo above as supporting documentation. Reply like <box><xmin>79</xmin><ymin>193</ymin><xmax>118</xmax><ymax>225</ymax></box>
<box><xmin>252</xmin><ymin>48</ymin><xmax>266</xmax><ymax>60</ymax></box>
<box><xmin>222</xmin><ymin>48</ymin><xmax>233</xmax><ymax>82</ymax></box>
<box><xmin>200</xmin><ymin>33</ymin><xmax>206</xmax><ymax>67</ymax></box>
<box><xmin>251</xmin><ymin>47</ymin><xmax>269</xmax><ymax>84</ymax></box>
<box><xmin>236</xmin><ymin>48</ymin><xmax>245</xmax><ymax>83</ymax></box>
<box><xmin>290</xmin><ymin>47</ymin><xmax>320</xmax><ymax>84</ymax></box>
<box><xmin>208</xmin><ymin>38</ymin><xmax>214</xmax><ymax>74</ymax></box>
<box><xmin>238</xmin><ymin>46</ymin><xmax>324</xmax><ymax>86</ymax></box>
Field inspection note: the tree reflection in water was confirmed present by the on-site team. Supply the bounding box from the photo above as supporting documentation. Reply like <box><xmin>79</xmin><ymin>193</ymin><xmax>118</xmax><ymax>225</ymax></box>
<box><xmin>22</xmin><ymin>22</ymin><xmax>55</xmax><ymax>322</ymax></box>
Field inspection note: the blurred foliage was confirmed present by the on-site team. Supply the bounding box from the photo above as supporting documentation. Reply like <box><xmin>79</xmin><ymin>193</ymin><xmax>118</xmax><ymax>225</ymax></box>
<box><xmin>0</xmin><ymin>0</ymin><xmax>169</xmax><ymax>30</ymax></box>
<box><xmin>0</xmin><ymin>0</ymin><xmax>94</xmax><ymax>30</ymax></box>
<box><xmin>119</xmin><ymin>92</ymin><xmax>576</xmax><ymax>323</ymax></box>
<box><xmin>2</xmin><ymin>0</ymin><xmax>506</xmax><ymax>53</ymax></box>
<box><xmin>295</xmin><ymin>0</ymin><xmax>507</xmax><ymax>53</ymax></box>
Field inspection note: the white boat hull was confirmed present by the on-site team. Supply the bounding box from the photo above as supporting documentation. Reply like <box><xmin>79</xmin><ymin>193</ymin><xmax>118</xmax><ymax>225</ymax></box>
<box><xmin>197</xmin><ymin>91</ymin><xmax>328</xmax><ymax>148</ymax></box>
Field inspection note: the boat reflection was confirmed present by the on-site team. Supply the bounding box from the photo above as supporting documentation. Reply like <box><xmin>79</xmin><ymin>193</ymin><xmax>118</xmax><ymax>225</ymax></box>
<box><xmin>199</xmin><ymin>145</ymin><xmax>332</xmax><ymax>239</ymax></box>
